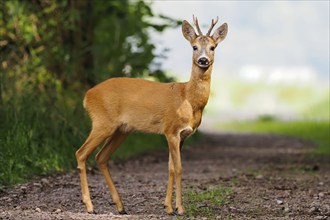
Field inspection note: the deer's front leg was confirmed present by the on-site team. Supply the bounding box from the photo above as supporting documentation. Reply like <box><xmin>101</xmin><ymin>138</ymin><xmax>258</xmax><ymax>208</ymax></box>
<box><xmin>166</xmin><ymin>134</ymin><xmax>185</xmax><ymax>215</ymax></box>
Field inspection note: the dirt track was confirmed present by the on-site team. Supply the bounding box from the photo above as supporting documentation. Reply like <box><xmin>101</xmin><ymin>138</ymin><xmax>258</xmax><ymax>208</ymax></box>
<box><xmin>0</xmin><ymin>132</ymin><xmax>329</xmax><ymax>219</ymax></box>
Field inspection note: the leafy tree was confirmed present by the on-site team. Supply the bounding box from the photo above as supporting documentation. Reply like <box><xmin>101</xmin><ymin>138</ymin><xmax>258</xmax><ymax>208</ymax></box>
<box><xmin>0</xmin><ymin>0</ymin><xmax>178</xmax><ymax>94</ymax></box>
<box><xmin>0</xmin><ymin>0</ymin><xmax>179</xmax><ymax>186</ymax></box>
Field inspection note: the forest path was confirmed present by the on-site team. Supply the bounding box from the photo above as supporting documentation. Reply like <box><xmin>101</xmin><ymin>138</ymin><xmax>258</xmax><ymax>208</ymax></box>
<box><xmin>1</xmin><ymin>132</ymin><xmax>329</xmax><ymax>219</ymax></box>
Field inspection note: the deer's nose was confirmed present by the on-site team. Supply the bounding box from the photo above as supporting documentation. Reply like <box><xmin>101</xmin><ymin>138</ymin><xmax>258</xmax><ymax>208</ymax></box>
<box><xmin>198</xmin><ymin>57</ymin><xmax>209</xmax><ymax>66</ymax></box>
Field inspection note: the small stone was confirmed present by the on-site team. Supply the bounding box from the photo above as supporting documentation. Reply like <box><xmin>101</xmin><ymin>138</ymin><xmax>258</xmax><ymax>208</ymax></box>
<box><xmin>318</xmin><ymin>192</ymin><xmax>325</xmax><ymax>198</ymax></box>
<box><xmin>318</xmin><ymin>182</ymin><xmax>324</xmax><ymax>186</ymax></box>
<box><xmin>229</xmin><ymin>206</ymin><xmax>236</xmax><ymax>210</ymax></box>
<box><xmin>35</xmin><ymin>207</ymin><xmax>41</xmax><ymax>212</ymax></box>
<box><xmin>2</xmin><ymin>197</ymin><xmax>12</xmax><ymax>203</ymax></box>
<box><xmin>33</xmin><ymin>182</ymin><xmax>42</xmax><ymax>187</ymax></box>
<box><xmin>14</xmin><ymin>206</ymin><xmax>20</xmax><ymax>210</ymax></box>
<box><xmin>309</xmin><ymin>207</ymin><xmax>319</xmax><ymax>213</ymax></box>
<box><xmin>54</xmin><ymin>209</ymin><xmax>61</xmax><ymax>213</ymax></box>
<box><xmin>315</xmin><ymin>216</ymin><xmax>326</xmax><ymax>220</ymax></box>
<box><xmin>284</xmin><ymin>203</ymin><xmax>290</xmax><ymax>212</ymax></box>
<box><xmin>41</xmin><ymin>178</ymin><xmax>50</xmax><ymax>186</ymax></box>
<box><xmin>255</xmin><ymin>174</ymin><xmax>263</xmax><ymax>179</ymax></box>
<box><xmin>276</xmin><ymin>199</ymin><xmax>283</xmax><ymax>205</ymax></box>
<box><xmin>20</xmin><ymin>186</ymin><xmax>27</xmax><ymax>194</ymax></box>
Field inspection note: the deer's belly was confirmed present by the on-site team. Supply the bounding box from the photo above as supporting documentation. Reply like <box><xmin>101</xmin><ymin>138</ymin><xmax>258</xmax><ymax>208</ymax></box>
<box><xmin>119</xmin><ymin>113</ymin><xmax>164</xmax><ymax>134</ymax></box>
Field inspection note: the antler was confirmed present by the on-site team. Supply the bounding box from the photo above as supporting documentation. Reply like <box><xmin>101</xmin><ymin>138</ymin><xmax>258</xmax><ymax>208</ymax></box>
<box><xmin>206</xmin><ymin>16</ymin><xmax>219</xmax><ymax>36</ymax></box>
<box><xmin>193</xmin><ymin>15</ymin><xmax>203</xmax><ymax>36</ymax></box>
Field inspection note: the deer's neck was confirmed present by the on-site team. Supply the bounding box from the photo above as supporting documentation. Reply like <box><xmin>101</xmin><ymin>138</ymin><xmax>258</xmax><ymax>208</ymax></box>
<box><xmin>186</xmin><ymin>64</ymin><xmax>212</xmax><ymax>111</ymax></box>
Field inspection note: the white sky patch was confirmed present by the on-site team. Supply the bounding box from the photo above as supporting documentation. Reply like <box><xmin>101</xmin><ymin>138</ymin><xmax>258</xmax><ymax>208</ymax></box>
<box><xmin>151</xmin><ymin>1</ymin><xmax>329</xmax><ymax>81</ymax></box>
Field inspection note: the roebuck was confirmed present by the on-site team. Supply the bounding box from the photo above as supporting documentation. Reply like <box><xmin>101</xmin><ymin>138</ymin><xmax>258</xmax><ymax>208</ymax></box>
<box><xmin>75</xmin><ymin>16</ymin><xmax>228</xmax><ymax>215</ymax></box>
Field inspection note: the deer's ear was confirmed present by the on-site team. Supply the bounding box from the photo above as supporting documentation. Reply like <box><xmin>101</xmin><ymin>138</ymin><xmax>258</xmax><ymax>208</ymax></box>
<box><xmin>212</xmin><ymin>23</ymin><xmax>228</xmax><ymax>45</ymax></box>
<box><xmin>182</xmin><ymin>20</ymin><xmax>197</xmax><ymax>43</ymax></box>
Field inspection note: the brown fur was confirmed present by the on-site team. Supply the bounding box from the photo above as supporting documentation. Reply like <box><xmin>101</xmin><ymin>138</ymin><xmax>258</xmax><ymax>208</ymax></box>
<box><xmin>75</xmin><ymin>17</ymin><xmax>228</xmax><ymax>215</ymax></box>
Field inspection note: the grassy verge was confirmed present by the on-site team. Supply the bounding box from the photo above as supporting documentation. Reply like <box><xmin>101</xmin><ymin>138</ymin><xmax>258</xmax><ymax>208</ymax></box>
<box><xmin>0</xmin><ymin>94</ymin><xmax>169</xmax><ymax>188</ymax></box>
<box><xmin>218</xmin><ymin>120</ymin><xmax>330</xmax><ymax>155</ymax></box>
<box><xmin>183</xmin><ymin>186</ymin><xmax>232</xmax><ymax>218</ymax></box>
<box><xmin>0</xmin><ymin>123</ymin><xmax>167</xmax><ymax>189</ymax></box>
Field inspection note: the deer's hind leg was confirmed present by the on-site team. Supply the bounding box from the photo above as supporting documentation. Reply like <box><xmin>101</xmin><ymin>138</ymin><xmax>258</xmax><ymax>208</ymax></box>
<box><xmin>164</xmin><ymin>152</ymin><xmax>175</xmax><ymax>214</ymax></box>
<box><xmin>75</xmin><ymin>124</ymin><xmax>116</xmax><ymax>213</ymax></box>
<box><xmin>95</xmin><ymin>130</ymin><xmax>129</xmax><ymax>214</ymax></box>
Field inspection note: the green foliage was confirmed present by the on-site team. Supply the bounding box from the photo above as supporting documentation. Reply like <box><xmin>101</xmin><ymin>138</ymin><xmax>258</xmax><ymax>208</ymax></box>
<box><xmin>303</xmin><ymin>94</ymin><xmax>330</xmax><ymax>120</ymax></box>
<box><xmin>219</xmin><ymin>121</ymin><xmax>330</xmax><ymax>155</ymax></box>
<box><xmin>0</xmin><ymin>90</ymin><xmax>88</xmax><ymax>186</ymax></box>
<box><xmin>0</xmin><ymin>0</ymin><xmax>178</xmax><ymax>87</ymax></box>
<box><xmin>208</xmin><ymin>76</ymin><xmax>329</xmax><ymax>121</ymax></box>
<box><xmin>184</xmin><ymin>187</ymin><xmax>232</xmax><ymax>218</ymax></box>
<box><xmin>257</xmin><ymin>114</ymin><xmax>277</xmax><ymax>122</ymax></box>
<box><xmin>0</xmin><ymin>0</ymin><xmax>178</xmax><ymax>187</ymax></box>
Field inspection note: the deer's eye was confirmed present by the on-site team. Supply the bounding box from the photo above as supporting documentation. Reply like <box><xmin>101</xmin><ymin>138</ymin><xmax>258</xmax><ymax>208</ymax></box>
<box><xmin>193</xmin><ymin>46</ymin><xmax>198</xmax><ymax>51</ymax></box>
<box><xmin>210</xmin><ymin>46</ymin><xmax>215</xmax><ymax>51</ymax></box>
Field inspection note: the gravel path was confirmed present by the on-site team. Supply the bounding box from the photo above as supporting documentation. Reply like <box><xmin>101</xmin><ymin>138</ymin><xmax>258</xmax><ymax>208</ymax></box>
<box><xmin>0</xmin><ymin>132</ymin><xmax>329</xmax><ymax>219</ymax></box>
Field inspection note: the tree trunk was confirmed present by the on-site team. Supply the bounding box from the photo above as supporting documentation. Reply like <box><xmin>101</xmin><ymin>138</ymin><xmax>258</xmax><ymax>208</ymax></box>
<box><xmin>71</xmin><ymin>0</ymin><xmax>95</xmax><ymax>88</ymax></box>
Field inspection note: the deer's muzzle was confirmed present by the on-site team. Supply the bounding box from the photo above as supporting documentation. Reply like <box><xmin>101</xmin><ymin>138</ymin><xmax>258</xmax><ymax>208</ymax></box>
<box><xmin>197</xmin><ymin>57</ymin><xmax>210</xmax><ymax>67</ymax></box>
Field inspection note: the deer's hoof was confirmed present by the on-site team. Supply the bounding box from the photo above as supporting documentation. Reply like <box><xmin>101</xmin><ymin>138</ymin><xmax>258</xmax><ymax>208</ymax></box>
<box><xmin>174</xmin><ymin>207</ymin><xmax>185</xmax><ymax>216</ymax></box>
<box><xmin>88</xmin><ymin>210</ymin><xmax>97</xmax><ymax>214</ymax></box>
<box><xmin>170</xmin><ymin>211</ymin><xmax>178</xmax><ymax>216</ymax></box>
<box><xmin>164</xmin><ymin>205</ymin><xmax>174</xmax><ymax>215</ymax></box>
<box><xmin>118</xmin><ymin>210</ymin><xmax>127</xmax><ymax>215</ymax></box>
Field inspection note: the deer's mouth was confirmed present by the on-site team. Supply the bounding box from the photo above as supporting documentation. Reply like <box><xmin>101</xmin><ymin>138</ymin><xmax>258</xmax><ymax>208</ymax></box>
<box><xmin>197</xmin><ymin>63</ymin><xmax>209</xmax><ymax>68</ymax></box>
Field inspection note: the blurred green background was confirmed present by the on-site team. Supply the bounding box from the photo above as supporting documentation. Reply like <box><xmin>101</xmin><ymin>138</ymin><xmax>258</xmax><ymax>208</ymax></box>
<box><xmin>0</xmin><ymin>0</ymin><xmax>329</xmax><ymax>188</ymax></box>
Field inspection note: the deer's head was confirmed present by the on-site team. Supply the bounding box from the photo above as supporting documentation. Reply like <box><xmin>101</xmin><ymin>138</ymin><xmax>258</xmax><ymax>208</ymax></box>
<box><xmin>182</xmin><ymin>16</ymin><xmax>228</xmax><ymax>69</ymax></box>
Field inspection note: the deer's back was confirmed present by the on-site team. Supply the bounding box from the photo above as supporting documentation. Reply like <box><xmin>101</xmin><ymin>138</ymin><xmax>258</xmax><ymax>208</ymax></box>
<box><xmin>83</xmin><ymin>77</ymin><xmax>191</xmax><ymax>134</ymax></box>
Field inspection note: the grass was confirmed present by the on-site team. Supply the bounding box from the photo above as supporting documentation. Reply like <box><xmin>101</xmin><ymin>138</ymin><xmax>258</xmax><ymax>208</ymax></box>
<box><xmin>184</xmin><ymin>186</ymin><xmax>232</xmax><ymax>218</ymax></box>
<box><xmin>0</xmin><ymin>117</ymin><xmax>167</xmax><ymax>189</ymax></box>
<box><xmin>0</xmin><ymin>91</ymin><xmax>169</xmax><ymax>188</ymax></box>
<box><xmin>218</xmin><ymin>119</ymin><xmax>330</xmax><ymax>155</ymax></box>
